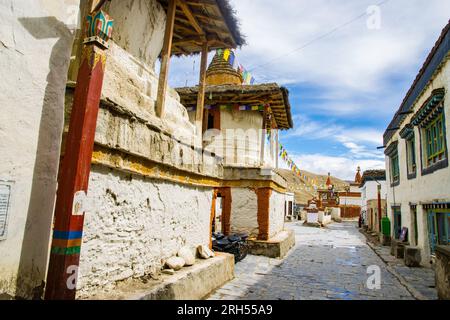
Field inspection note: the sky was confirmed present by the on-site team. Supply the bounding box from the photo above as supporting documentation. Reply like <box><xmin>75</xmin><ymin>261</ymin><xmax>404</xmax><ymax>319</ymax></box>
<box><xmin>167</xmin><ymin>0</ymin><xmax>450</xmax><ymax>180</ymax></box>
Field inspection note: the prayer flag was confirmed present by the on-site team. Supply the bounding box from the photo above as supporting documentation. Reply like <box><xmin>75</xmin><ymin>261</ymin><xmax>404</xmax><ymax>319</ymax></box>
<box><xmin>223</xmin><ymin>49</ymin><xmax>230</xmax><ymax>62</ymax></box>
<box><xmin>228</xmin><ymin>51</ymin><xmax>235</xmax><ymax>66</ymax></box>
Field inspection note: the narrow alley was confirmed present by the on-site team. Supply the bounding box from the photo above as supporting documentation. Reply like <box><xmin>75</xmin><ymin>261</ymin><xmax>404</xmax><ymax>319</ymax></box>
<box><xmin>209</xmin><ymin>222</ymin><xmax>435</xmax><ymax>300</ymax></box>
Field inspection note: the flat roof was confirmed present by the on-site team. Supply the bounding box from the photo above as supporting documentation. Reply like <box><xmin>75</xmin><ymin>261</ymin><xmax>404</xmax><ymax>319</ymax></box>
<box><xmin>176</xmin><ymin>83</ymin><xmax>294</xmax><ymax>130</ymax></box>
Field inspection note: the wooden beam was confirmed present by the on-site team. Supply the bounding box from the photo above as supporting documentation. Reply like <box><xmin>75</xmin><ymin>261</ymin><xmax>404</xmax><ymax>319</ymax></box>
<box><xmin>173</xmin><ymin>26</ymin><xmax>198</xmax><ymax>38</ymax></box>
<box><xmin>90</xmin><ymin>0</ymin><xmax>108</xmax><ymax>12</ymax></box>
<box><xmin>178</xmin><ymin>0</ymin><xmax>204</xmax><ymax>35</ymax></box>
<box><xmin>173</xmin><ymin>35</ymin><xmax>206</xmax><ymax>46</ymax></box>
<box><xmin>156</xmin><ymin>0</ymin><xmax>177</xmax><ymax>118</ymax></box>
<box><xmin>186</xmin><ymin>0</ymin><xmax>215</xmax><ymax>7</ymax></box>
<box><xmin>196</xmin><ymin>41</ymin><xmax>209</xmax><ymax>135</ymax></box>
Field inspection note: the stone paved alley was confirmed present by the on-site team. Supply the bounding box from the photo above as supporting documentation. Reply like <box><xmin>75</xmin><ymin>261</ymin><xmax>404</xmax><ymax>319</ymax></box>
<box><xmin>208</xmin><ymin>222</ymin><xmax>438</xmax><ymax>300</ymax></box>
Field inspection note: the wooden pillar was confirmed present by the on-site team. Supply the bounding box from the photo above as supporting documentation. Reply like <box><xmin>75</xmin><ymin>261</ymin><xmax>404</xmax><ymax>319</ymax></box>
<box><xmin>377</xmin><ymin>184</ymin><xmax>382</xmax><ymax>233</ymax></box>
<box><xmin>210</xmin><ymin>189</ymin><xmax>218</xmax><ymax>249</ymax></box>
<box><xmin>156</xmin><ymin>0</ymin><xmax>177</xmax><ymax>118</ymax></box>
<box><xmin>45</xmin><ymin>8</ymin><xmax>113</xmax><ymax>300</ymax></box>
<box><xmin>275</xmin><ymin>130</ymin><xmax>279</xmax><ymax>169</ymax></box>
<box><xmin>270</xmin><ymin>121</ymin><xmax>275</xmax><ymax>166</ymax></box>
<box><xmin>260</xmin><ymin>107</ymin><xmax>267</xmax><ymax>166</ymax></box>
<box><xmin>257</xmin><ymin>188</ymin><xmax>272</xmax><ymax>240</ymax></box>
<box><xmin>219</xmin><ymin>187</ymin><xmax>232</xmax><ymax>236</ymax></box>
<box><xmin>196</xmin><ymin>41</ymin><xmax>209</xmax><ymax>135</ymax></box>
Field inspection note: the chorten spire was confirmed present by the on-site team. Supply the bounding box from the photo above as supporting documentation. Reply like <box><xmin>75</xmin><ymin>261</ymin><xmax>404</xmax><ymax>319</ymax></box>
<box><xmin>205</xmin><ymin>51</ymin><xmax>243</xmax><ymax>86</ymax></box>
<box><xmin>355</xmin><ymin>166</ymin><xmax>362</xmax><ymax>184</ymax></box>
<box><xmin>326</xmin><ymin>173</ymin><xmax>332</xmax><ymax>188</ymax></box>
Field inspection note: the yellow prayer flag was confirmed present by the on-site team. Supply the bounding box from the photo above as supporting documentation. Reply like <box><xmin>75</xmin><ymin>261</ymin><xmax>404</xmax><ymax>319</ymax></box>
<box><xmin>223</xmin><ymin>49</ymin><xmax>230</xmax><ymax>61</ymax></box>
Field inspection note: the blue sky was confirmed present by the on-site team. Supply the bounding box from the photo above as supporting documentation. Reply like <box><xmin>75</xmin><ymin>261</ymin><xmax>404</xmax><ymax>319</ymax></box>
<box><xmin>167</xmin><ymin>0</ymin><xmax>450</xmax><ymax>180</ymax></box>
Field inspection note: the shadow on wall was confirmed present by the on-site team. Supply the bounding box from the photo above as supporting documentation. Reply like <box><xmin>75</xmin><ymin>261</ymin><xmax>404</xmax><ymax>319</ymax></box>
<box><xmin>16</xmin><ymin>16</ymin><xmax>75</xmax><ymax>299</ymax></box>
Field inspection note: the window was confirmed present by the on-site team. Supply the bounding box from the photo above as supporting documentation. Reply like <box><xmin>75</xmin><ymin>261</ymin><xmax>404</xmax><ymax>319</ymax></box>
<box><xmin>390</xmin><ymin>151</ymin><xmax>400</xmax><ymax>184</ymax></box>
<box><xmin>385</xmin><ymin>141</ymin><xmax>400</xmax><ymax>185</ymax></box>
<box><xmin>400</xmin><ymin>125</ymin><xmax>416</xmax><ymax>178</ymax></box>
<box><xmin>424</xmin><ymin>113</ymin><xmax>446</xmax><ymax>167</ymax></box>
<box><xmin>411</xmin><ymin>208</ymin><xmax>418</xmax><ymax>246</ymax></box>
<box><xmin>406</xmin><ymin>137</ymin><xmax>417</xmax><ymax>175</ymax></box>
<box><xmin>393</xmin><ymin>208</ymin><xmax>402</xmax><ymax>240</ymax></box>
<box><xmin>411</xmin><ymin>88</ymin><xmax>447</xmax><ymax>174</ymax></box>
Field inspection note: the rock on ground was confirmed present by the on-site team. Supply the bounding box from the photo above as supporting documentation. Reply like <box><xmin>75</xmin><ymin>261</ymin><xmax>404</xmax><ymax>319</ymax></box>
<box><xmin>165</xmin><ymin>257</ymin><xmax>185</xmax><ymax>271</ymax></box>
<box><xmin>178</xmin><ymin>247</ymin><xmax>195</xmax><ymax>266</ymax></box>
<box><xmin>198</xmin><ymin>245</ymin><xmax>215</xmax><ymax>259</ymax></box>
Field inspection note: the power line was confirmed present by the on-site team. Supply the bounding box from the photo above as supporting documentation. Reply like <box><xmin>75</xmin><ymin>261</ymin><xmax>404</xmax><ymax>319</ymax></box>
<box><xmin>248</xmin><ymin>0</ymin><xmax>391</xmax><ymax>72</ymax></box>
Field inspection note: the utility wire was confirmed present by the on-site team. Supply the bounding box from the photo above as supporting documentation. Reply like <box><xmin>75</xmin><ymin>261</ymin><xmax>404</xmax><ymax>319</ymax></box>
<box><xmin>248</xmin><ymin>0</ymin><xmax>391</xmax><ymax>72</ymax></box>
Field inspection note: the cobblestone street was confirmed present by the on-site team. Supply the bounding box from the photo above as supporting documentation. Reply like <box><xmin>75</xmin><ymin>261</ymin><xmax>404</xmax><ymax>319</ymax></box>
<box><xmin>209</xmin><ymin>222</ymin><xmax>436</xmax><ymax>300</ymax></box>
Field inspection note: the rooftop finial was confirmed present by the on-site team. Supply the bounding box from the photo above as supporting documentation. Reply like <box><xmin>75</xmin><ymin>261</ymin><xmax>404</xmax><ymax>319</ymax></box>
<box><xmin>326</xmin><ymin>173</ymin><xmax>332</xmax><ymax>187</ymax></box>
<box><xmin>355</xmin><ymin>166</ymin><xmax>362</xmax><ymax>184</ymax></box>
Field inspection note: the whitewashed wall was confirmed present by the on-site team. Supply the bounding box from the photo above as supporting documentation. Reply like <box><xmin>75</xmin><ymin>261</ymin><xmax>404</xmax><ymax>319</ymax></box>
<box><xmin>77</xmin><ymin>165</ymin><xmax>213</xmax><ymax>298</ymax></box>
<box><xmin>269</xmin><ymin>190</ymin><xmax>286</xmax><ymax>238</ymax></box>
<box><xmin>361</xmin><ymin>181</ymin><xmax>387</xmax><ymax>203</ymax></box>
<box><xmin>220</xmin><ymin>111</ymin><xmax>263</xmax><ymax>167</ymax></box>
<box><xmin>339</xmin><ymin>196</ymin><xmax>362</xmax><ymax>207</ymax></box>
<box><xmin>230</xmin><ymin>188</ymin><xmax>259</xmax><ymax>237</ymax></box>
<box><xmin>102</xmin><ymin>0</ymin><xmax>195</xmax><ymax>141</ymax></box>
<box><xmin>70</xmin><ymin>0</ymin><xmax>220</xmax><ymax>298</ymax></box>
<box><xmin>0</xmin><ymin>0</ymin><xmax>80</xmax><ymax>298</ymax></box>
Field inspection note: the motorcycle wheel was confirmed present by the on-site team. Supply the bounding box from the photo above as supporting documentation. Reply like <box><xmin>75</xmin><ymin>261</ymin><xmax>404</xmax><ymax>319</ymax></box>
<box><xmin>235</xmin><ymin>242</ymin><xmax>248</xmax><ymax>263</ymax></box>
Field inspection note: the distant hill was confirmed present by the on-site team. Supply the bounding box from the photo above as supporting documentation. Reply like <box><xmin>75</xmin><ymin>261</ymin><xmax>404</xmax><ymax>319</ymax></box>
<box><xmin>276</xmin><ymin>169</ymin><xmax>349</xmax><ymax>205</ymax></box>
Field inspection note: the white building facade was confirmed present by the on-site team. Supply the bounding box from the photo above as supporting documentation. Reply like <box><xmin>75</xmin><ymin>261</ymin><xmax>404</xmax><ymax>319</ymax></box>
<box><xmin>360</xmin><ymin>171</ymin><xmax>387</xmax><ymax>232</ymax></box>
<box><xmin>383</xmin><ymin>22</ymin><xmax>450</xmax><ymax>266</ymax></box>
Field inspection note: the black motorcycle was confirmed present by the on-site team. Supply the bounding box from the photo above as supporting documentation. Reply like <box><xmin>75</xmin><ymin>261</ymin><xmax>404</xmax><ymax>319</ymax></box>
<box><xmin>212</xmin><ymin>232</ymin><xmax>249</xmax><ymax>263</ymax></box>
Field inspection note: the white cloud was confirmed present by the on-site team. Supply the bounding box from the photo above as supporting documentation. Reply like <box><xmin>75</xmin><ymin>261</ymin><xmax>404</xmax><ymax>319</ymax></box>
<box><xmin>166</xmin><ymin>1</ymin><xmax>448</xmax><ymax>179</ymax></box>
<box><xmin>287</xmin><ymin>114</ymin><xmax>384</xmax><ymax>159</ymax></box>
<box><xmin>229</xmin><ymin>0</ymin><xmax>449</xmax><ymax>95</ymax></box>
<box><xmin>169</xmin><ymin>0</ymin><xmax>450</xmax><ymax>116</ymax></box>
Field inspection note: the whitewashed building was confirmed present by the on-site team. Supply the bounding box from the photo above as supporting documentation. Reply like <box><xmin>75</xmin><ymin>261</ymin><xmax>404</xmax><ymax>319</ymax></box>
<box><xmin>338</xmin><ymin>167</ymin><xmax>363</xmax><ymax>219</ymax></box>
<box><xmin>383</xmin><ymin>21</ymin><xmax>450</xmax><ymax>266</ymax></box>
<box><xmin>0</xmin><ymin>0</ymin><xmax>247</xmax><ymax>300</ymax></box>
<box><xmin>360</xmin><ymin>170</ymin><xmax>387</xmax><ymax>232</ymax></box>
<box><xmin>0</xmin><ymin>0</ymin><xmax>296</xmax><ymax>299</ymax></box>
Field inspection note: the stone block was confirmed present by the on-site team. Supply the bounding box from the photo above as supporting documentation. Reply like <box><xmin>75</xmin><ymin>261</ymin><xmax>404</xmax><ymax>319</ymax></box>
<box><xmin>404</xmin><ymin>246</ymin><xmax>421</xmax><ymax>267</ymax></box>
<box><xmin>395</xmin><ymin>244</ymin><xmax>406</xmax><ymax>259</ymax></box>
<box><xmin>391</xmin><ymin>239</ymin><xmax>408</xmax><ymax>259</ymax></box>
<box><xmin>380</xmin><ymin>234</ymin><xmax>391</xmax><ymax>247</ymax></box>
<box><xmin>435</xmin><ymin>246</ymin><xmax>450</xmax><ymax>300</ymax></box>
<box><xmin>391</xmin><ymin>239</ymin><xmax>401</xmax><ymax>256</ymax></box>
<box><xmin>247</xmin><ymin>229</ymin><xmax>295</xmax><ymax>259</ymax></box>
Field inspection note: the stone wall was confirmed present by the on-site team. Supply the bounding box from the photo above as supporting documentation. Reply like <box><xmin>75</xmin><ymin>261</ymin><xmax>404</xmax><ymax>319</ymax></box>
<box><xmin>0</xmin><ymin>0</ymin><xmax>80</xmax><ymax>298</ymax></box>
<box><xmin>77</xmin><ymin>165</ymin><xmax>213</xmax><ymax>298</ymax></box>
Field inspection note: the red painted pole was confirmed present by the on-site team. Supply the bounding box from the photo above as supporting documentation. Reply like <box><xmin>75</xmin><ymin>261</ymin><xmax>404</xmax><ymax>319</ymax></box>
<box><xmin>44</xmin><ymin>10</ymin><xmax>113</xmax><ymax>300</ymax></box>
<box><xmin>378</xmin><ymin>184</ymin><xmax>382</xmax><ymax>233</ymax></box>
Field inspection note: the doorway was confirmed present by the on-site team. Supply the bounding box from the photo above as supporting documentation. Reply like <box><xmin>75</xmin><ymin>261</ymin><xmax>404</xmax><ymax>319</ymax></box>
<box><xmin>393</xmin><ymin>208</ymin><xmax>402</xmax><ymax>239</ymax></box>
<box><xmin>428</xmin><ymin>210</ymin><xmax>450</xmax><ymax>253</ymax></box>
